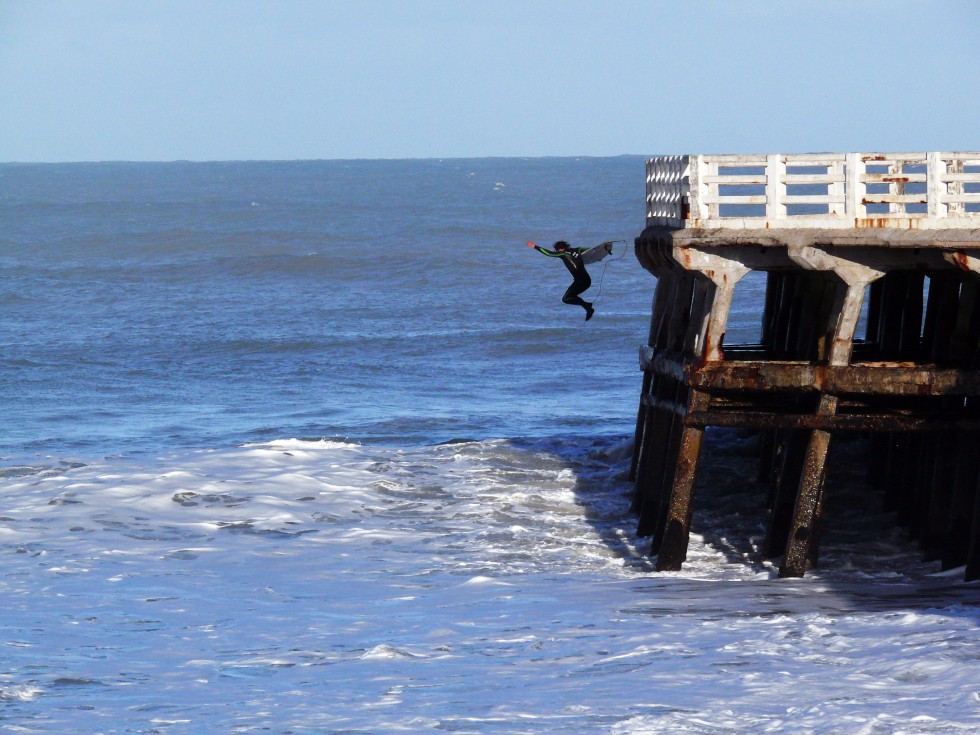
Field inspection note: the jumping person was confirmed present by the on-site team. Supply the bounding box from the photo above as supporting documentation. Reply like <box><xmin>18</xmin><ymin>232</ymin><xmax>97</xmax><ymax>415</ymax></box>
<box><xmin>528</xmin><ymin>240</ymin><xmax>595</xmax><ymax>320</ymax></box>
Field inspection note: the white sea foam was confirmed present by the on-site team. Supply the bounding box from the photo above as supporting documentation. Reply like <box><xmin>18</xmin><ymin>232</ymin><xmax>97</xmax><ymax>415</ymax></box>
<box><xmin>0</xmin><ymin>433</ymin><xmax>977</xmax><ymax>733</ymax></box>
<box><xmin>0</xmin><ymin>684</ymin><xmax>43</xmax><ymax>702</ymax></box>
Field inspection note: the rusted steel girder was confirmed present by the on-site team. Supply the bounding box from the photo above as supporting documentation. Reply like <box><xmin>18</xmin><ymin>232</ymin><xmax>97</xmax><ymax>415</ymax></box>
<box><xmin>640</xmin><ymin>348</ymin><xmax>980</xmax><ymax>396</ymax></box>
<box><xmin>689</xmin><ymin>362</ymin><xmax>980</xmax><ymax>397</ymax></box>
<box><xmin>683</xmin><ymin>411</ymin><xmax>980</xmax><ymax>433</ymax></box>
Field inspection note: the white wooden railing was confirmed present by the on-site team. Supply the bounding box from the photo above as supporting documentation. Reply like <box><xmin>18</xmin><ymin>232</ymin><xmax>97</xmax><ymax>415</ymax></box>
<box><xmin>647</xmin><ymin>152</ymin><xmax>980</xmax><ymax>229</ymax></box>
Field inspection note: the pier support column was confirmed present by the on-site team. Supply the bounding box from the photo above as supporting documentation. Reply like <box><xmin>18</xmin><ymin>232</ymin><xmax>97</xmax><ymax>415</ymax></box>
<box><xmin>671</xmin><ymin>245</ymin><xmax>751</xmax><ymax>361</ymax></box>
<box><xmin>780</xmin><ymin>245</ymin><xmax>885</xmax><ymax>577</ymax></box>
<box><xmin>655</xmin><ymin>249</ymin><xmax>748</xmax><ymax>571</ymax></box>
<box><xmin>630</xmin><ymin>274</ymin><xmax>672</xmax><ymax>484</ymax></box>
<box><xmin>944</xmin><ymin>252</ymin><xmax>980</xmax><ymax>579</ymax></box>
<box><xmin>633</xmin><ymin>271</ymin><xmax>696</xmax><ymax>531</ymax></box>
<box><xmin>655</xmin><ymin>390</ymin><xmax>710</xmax><ymax>570</ymax></box>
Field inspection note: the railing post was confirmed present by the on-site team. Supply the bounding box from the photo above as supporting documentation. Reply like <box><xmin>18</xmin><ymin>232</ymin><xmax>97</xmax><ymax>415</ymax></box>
<box><xmin>688</xmin><ymin>155</ymin><xmax>706</xmax><ymax>224</ymax></box>
<box><xmin>889</xmin><ymin>160</ymin><xmax>906</xmax><ymax>216</ymax></box>
<box><xmin>948</xmin><ymin>156</ymin><xmax>965</xmax><ymax>216</ymax></box>
<box><xmin>766</xmin><ymin>154</ymin><xmax>786</xmax><ymax>220</ymax></box>
<box><xmin>846</xmin><ymin>152</ymin><xmax>863</xmax><ymax>220</ymax></box>
<box><xmin>927</xmin><ymin>152</ymin><xmax>946</xmax><ymax>219</ymax></box>
<box><xmin>702</xmin><ymin>156</ymin><xmax>718</xmax><ymax>221</ymax></box>
<box><xmin>829</xmin><ymin>156</ymin><xmax>846</xmax><ymax>216</ymax></box>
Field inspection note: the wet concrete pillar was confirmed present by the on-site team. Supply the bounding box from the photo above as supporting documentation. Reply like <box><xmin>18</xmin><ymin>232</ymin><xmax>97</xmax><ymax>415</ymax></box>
<box><xmin>780</xmin><ymin>245</ymin><xmax>885</xmax><ymax>578</ymax></box>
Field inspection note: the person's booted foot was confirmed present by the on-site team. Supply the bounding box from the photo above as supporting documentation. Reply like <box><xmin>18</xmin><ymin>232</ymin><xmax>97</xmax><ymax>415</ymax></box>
<box><xmin>585</xmin><ymin>304</ymin><xmax>595</xmax><ymax>321</ymax></box>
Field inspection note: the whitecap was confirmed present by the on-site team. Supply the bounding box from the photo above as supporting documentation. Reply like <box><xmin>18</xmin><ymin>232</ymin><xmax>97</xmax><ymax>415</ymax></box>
<box><xmin>458</xmin><ymin>575</ymin><xmax>513</xmax><ymax>587</ymax></box>
<box><xmin>360</xmin><ymin>644</ymin><xmax>422</xmax><ymax>660</ymax></box>
<box><xmin>0</xmin><ymin>685</ymin><xmax>43</xmax><ymax>701</ymax></box>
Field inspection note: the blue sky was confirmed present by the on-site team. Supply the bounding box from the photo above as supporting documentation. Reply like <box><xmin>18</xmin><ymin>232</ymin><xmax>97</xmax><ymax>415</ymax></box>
<box><xmin>1</xmin><ymin>0</ymin><xmax>977</xmax><ymax>162</ymax></box>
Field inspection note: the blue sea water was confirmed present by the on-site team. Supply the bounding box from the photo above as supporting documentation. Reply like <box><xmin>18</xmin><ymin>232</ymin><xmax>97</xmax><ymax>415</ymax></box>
<box><xmin>1</xmin><ymin>157</ymin><xmax>653</xmax><ymax>462</ymax></box>
<box><xmin>0</xmin><ymin>158</ymin><xmax>977</xmax><ymax>734</ymax></box>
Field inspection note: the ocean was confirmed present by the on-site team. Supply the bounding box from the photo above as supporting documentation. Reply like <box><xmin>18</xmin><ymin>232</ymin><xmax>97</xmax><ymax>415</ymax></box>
<box><xmin>0</xmin><ymin>157</ymin><xmax>977</xmax><ymax>734</ymax></box>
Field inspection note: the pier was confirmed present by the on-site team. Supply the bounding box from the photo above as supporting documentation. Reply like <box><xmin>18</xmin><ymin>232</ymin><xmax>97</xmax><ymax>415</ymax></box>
<box><xmin>630</xmin><ymin>152</ymin><xmax>980</xmax><ymax>579</ymax></box>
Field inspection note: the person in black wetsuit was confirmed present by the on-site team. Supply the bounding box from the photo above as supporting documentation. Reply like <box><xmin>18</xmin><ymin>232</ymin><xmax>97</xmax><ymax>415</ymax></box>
<box><xmin>529</xmin><ymin>240</ymin><xmax>595</xmax><ymax>320</ymax></box>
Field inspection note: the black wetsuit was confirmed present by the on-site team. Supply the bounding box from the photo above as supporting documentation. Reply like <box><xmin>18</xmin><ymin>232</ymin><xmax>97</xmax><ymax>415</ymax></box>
<box><xmin>533</xmin><ymin>244</ymin><xmax>593</xmax><ymax>314</ymax></box>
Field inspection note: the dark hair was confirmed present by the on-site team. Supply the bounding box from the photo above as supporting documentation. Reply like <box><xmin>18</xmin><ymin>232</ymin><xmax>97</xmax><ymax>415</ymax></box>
<box><xmin>554</xmin><ymin>240</ymin><xmax>570</xmax><ymax>251</ymax></box>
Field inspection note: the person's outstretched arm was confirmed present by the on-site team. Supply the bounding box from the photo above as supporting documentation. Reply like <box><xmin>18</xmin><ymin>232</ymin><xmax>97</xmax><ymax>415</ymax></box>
<box><xmin>527</xmin><ymin>241</ymin><xmax>563</xmax><ymax>257</ymax></box>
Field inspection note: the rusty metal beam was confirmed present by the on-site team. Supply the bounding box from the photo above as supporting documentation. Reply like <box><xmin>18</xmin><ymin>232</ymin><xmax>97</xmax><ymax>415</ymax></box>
<box><xmin>693</xmin><ymin>363</ymin><xmax>980</xmax><ymax>396</ymax></box>
<box><xmin>683</xmin><ymin>410</ymin><xmax>980</xmax><ymax>433</ymax></box>
<box><xmin>639</xmin><ymin>350</ymin><xmax>980</xmax><ymax>396</ymax></box>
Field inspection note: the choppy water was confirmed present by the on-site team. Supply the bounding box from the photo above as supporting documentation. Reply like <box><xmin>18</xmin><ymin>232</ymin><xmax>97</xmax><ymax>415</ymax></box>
<box><xmin>1</xmin><ymin>158</ymin><xmax>655</xmax><ymax>460</ymax></box>
<box><xmin>0</xmin><ymin>159</ymin><xmax>977</xmax><ymax>734</ymax></box>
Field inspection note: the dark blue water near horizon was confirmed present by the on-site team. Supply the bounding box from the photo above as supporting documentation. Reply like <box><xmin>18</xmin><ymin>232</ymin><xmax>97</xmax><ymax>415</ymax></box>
<box><xmin>0</xmin><ymin>156</ymin><xmax>685</xmax><ymax>465</ymax></box>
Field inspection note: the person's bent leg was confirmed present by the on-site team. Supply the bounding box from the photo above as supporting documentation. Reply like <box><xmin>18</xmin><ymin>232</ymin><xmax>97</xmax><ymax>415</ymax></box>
<box><xmin>563</xmin><ymin>282</ymin><xmax>595</xmax><ymax>320</ymax></box>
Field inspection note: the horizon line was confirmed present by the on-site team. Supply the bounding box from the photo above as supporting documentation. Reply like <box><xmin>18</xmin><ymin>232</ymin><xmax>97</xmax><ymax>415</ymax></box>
<box><xmin>0</xmin><ymin>153</ymin><xmax>653</xmax><ymax>166</ymax></box>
